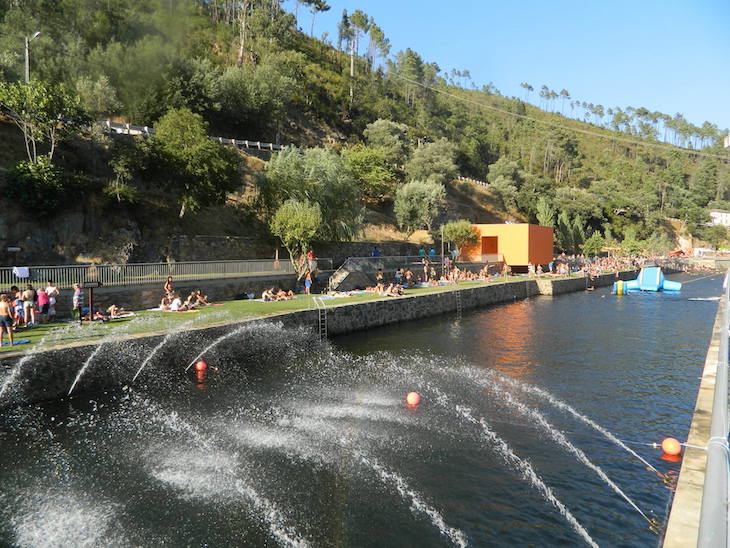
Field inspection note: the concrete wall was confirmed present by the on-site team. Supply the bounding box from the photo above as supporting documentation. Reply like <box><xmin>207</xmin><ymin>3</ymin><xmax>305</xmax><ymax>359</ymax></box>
<box><xmin>0</xmin><ymin>271</ymin><xmax>637</xmax><ymax>408</ymax></box>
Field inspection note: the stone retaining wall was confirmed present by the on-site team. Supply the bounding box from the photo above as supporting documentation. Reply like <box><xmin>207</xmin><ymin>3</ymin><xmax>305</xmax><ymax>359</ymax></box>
<box><xmin>0</xmin><ymin>271</ymin><xmax>639</xmax><ymax>408</ymax></box>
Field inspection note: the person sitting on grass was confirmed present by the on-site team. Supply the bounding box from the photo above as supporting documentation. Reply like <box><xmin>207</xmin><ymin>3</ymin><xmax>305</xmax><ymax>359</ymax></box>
<box><xmin>83</xmin><ymin>307</ymin><xmax>110</xmax><ymax>322</ymax></box>
<box><xmin>183</xmin><ymin>292</ymin><xmax>198</xmax><ymax>309</ymax></box>
<box><xmin>0</xmin><ymin>293</ymin><xmax>15</xmax><ymax>347</ymax></box>
<box><xmin>276</xmin><ymin>289</ymin><xmax>295</xmax><ymax>301</ymax></box>
<box><xmin>106</xmin><ymin>304</ymin><xmax>126</xmax><ymax>319</ymax></box>
<box><xmin>169</xmin><ymin>295</ymin><xmax>187</xmax><ymax>311</ymax></box>
<box><xmin>159</xmin><ymin>296</ymin><xmax>171</xmax><ymax>311</ymax></box>
<box><xmin>194</xmin><ymin>290</ymin><xmax>210</xmax><ymax>306</ymax></box>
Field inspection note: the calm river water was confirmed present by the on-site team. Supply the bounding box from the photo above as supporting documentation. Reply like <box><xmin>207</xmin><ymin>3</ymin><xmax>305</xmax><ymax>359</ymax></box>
<box><xmin>0</xmin><ymin>272</ymin><xmax>721</xmax><ymax>547</ymax></box>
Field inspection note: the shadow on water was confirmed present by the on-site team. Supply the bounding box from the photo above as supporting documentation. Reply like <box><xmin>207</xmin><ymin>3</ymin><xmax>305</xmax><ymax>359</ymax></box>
<box><xmin>0</xmin><ymin>273</ymin><xmax>721</xmax><ymax>547</ymax></box>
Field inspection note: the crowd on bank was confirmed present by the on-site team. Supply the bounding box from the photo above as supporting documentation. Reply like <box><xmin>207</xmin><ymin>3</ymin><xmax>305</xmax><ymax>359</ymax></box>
<box><xmin>0</xmin><ymin>280</ymin><xmax>140</xmax><ymax>347</ymax></box>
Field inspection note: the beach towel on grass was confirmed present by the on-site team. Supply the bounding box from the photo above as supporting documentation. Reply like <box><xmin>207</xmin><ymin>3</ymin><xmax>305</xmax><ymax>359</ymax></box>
<box><xmin>1</xmin><ymin>339</ymin><xmax>30</xmax><ymax>346</ymax></box>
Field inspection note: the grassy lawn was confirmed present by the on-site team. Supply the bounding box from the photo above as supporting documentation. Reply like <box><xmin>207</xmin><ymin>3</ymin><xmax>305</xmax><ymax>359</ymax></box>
<box><xmin>0</xmin><ymin>280</ymin><xmax>496</xmax><ymax>356</ymax></box>
<box><xmin>0</xmin><ymin>271</ymin><xmax>606</xmax><ymax>356</ymax></box>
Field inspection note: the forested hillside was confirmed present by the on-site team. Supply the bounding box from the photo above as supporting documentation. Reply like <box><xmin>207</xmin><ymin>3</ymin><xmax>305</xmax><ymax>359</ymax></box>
<box><xmin>0</xmin><ymin>0</ymin><xmax>728</xmax><ymax>264</ymax></box>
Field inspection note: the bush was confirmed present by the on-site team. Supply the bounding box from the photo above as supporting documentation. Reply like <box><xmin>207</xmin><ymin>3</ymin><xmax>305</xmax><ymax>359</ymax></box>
<box><xmin>5</xmin><ymin>157</ymin><xmax>66</xmax><ymax>215</ymax></box>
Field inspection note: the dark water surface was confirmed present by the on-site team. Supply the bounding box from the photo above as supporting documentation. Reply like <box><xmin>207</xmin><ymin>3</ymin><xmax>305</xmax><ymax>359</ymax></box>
<box><xmin>0</xmin><ymin>272</ymin><xmax>721</xmax><ymax>547</ymax></box>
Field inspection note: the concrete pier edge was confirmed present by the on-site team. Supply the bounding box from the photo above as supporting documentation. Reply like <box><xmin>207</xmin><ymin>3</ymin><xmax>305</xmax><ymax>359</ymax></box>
<box><xmin>663</xmin><ymin>294</ymin><xmax>724</xmax><ymax>547</ymax></box>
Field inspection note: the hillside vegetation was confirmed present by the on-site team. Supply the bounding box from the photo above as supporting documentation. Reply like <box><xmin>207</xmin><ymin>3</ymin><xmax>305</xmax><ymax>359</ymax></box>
<box><xmin>0</xmin><ymin>0</ymin><xmax>728</xmax><ymax>264</ymax></box>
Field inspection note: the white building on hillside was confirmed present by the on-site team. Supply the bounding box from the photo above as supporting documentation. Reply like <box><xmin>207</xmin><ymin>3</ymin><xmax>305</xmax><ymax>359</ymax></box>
<box><xmin>709</xmin><ymin>209</ymin><xmax>730</xmax><ymax>226</ymax></box>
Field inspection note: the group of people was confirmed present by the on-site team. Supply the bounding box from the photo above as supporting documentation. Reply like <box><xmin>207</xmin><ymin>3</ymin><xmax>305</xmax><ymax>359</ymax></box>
<box><xmin>160</xmin><ymin>276</ymin><xmax>211</xmax><ymax>311</ymax></box>
<box><xmin>0</xmin><ymin>281</ymin><xmax>60</xmax><ymax>347</ymax></box>
<box><xmin>261</xmin><ymin>287</ymin><xmax>295</xmax><ymax>301</ymax></box>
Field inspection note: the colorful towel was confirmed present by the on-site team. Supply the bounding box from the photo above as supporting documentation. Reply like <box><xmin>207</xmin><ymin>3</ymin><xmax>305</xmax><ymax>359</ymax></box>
<box><xmin>1</xmin><ymin>339</ymin><xmax>30</xmax><ymax>347</ymax></box>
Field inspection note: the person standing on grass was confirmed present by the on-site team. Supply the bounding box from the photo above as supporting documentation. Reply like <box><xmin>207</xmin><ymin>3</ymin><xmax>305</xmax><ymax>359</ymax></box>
<box><xmin>0</xmin><ymin>294</ymin><xmax>14</xmax><ymax>347</ymax></box>
<box><xmin>45</xmin><ymin>280</ymin><xmax>59</xmax><ymax>322</ymax></box>
<box><xmin>22</xmin><ymin>285</ymin><xmax>36</xmax><ymax>326</ymax></box>
<box><xmin>164</xmin><ymin>276</ymin><xmax>174</xmax><ymax>299</ymax></box>
<box><xmin>36</xmin><ymin>288</ymin><xmax>49</xmax><ymax>323</ymax></box>
<box><xmin>304</xmin><ymin>271</ymin><xmax>312</xmax><ymax>294</ymax></box>
<box><xmin>72</xmin><ymin>283</ymin><xmax>84</xmax><ymax>321</ymax></box>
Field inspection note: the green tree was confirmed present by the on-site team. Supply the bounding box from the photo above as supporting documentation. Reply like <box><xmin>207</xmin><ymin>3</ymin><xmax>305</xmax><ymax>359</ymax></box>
<box><xmin>270</xmin><ymin>198</ymin><xmax>322</xmax><ymax>279</ymax></box>
<box><xmin>555</xmin><ymin>211</ymin><xmax>573</xmax><ymax>252</ymax></box>
<box><xmin>342</xmin><ymin>144</ymin><xmax>398</xmax><ymax>201</ymax></box>
<box><xmin>487</xmin><ymin>157</ymin><xmax>526</xmax><ymax>210</ymax></box>
<box><xmin>0</xmin><ymin>80</ymin><xmax>89</xmax><ymax>163</ymax></box>
<box><xmin>152</xmin><ymin>108</ymin><xmax>242</xmax><ymax>217</ymax></box>
<box><xmin>405</xmin><ymin>138</ymin><xmax>458</xmax><ymax>184</ymax></box>
<box><xmin>535</xmin><ymin>197</ymin><xmax>556</xmax><ymax>227</ymax></box>
<box><xmin>263</xmin><ymin>147</ymin><xmax>363</xmax><ymax>241</ymax></box>
<box><xmin>363</xmin><ymin>119</ymin><xmax>409</xmax><ymax>165</ymax></box>
<box><xmin>394</xmin><ymin>180</ymin><xmax>446</xmax><ymax>235</ymax></box>
<box><xmin>581</xmin><ymin>232</ymin><xmax>605</xmax><ymax>257</ymax></box>
<box><xmin>700</xmin><ymin>225</ymin><xmax>728</xmax><ymax>250</ymax></box>
<box><xmin>76</xmin><ymin>75</ymin><xmax>120</xmax><ymax>118</ymax></box>
<box><xmin>442</xmin><ymin>220</ymin><xmax>478</xmax><ymax>259</ymax></box>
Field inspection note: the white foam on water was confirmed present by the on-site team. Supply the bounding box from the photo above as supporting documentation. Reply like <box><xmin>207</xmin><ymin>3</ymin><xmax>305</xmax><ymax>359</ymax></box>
<box><xmin>293</xmin><ymin>403</ymin><xmax>413</xmax><ymax>425</ymax></box>
<box><xmin>484</xmin><ymin>370</ymin><xmax>661</xmax><ymax>474</ymax></box>
<box><xmin>460</xmin><ymin>368</ymin><xmax>653</xmax><ymax>524</ymax></box>
<box><xmin>151</xmin><ymin>446</ymin><xmax>309</xmax><ymax>548</ymax></box>
<box><xmin>141</xmin><ymin>404</ymin><xmax>309</xmax><ymax>548</ymax></box>
<box><xmin>405</xmin><ymin>381</ymin><xmax>598</xmax><ymax>548</ymax></box>
<box><xmin>357</xmin><ymin>453</ymin><xmax>468</xmax><ymax>548</ymax></box>
<box><xmin>263</xmin><ymin>408</ymin><xmax>469</xmax><ymax>547</ymax></box>
<box><xmin>68</xmin><ymin>322</ymin><xmax>135</xmax><ymax>395</ymax></box>
<box><xmin>11</xmin><ymin>491</ymin><xmax>122</xmax><ymax>548</ymax></box>
<box><xmin>132</xmin><ymin>319</ymin><xmax>197</xmax><ymax>382</ymax></box>
<box><xmin>453</xmin><ymin>404</ymin><xmax>598</xmax><ymax>548</ymax></box>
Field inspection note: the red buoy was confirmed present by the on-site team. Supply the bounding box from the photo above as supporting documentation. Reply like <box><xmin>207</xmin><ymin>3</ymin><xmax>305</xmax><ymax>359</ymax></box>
<box><xmin>661</xmin><ymin>437</ymin><xmax>682</xmax><ymax>456</ymax></box>
<box><xmin>406</xmin><ymin>392</ymin><xmax>421</xmax><ymax>406</ymax></box>
<box><xmin>194</xmin><ymin>360</ymin><xmax>208</xmax><ymax>372</ymax></box>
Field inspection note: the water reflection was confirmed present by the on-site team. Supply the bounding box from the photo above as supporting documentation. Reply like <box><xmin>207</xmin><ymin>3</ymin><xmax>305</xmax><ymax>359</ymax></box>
<box><xmin>473</xmin><ymin>300</ymin><xmax>536</xmax><ymax>379</ymax></box>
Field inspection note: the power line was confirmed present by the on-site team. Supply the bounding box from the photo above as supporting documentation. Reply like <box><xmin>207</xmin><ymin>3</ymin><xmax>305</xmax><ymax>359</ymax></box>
<box><xmin>394</xmin><ymin>74</ymin><xmax>730</xmax><ymax>162</ymax></box>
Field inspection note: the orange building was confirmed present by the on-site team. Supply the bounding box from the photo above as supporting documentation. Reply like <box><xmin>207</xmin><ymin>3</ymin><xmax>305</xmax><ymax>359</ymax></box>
<box><xmin>461</xmin><ymin>223</ymin><xmax>554</xmax><ymax>267</ymax></box>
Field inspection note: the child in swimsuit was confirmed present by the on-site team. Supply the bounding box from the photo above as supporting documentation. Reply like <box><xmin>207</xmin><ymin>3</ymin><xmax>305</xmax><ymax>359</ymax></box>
<box><xmin>0</xmin><ymin>294</ymin><xmax>14</xmax><ymax>347</ymax></box>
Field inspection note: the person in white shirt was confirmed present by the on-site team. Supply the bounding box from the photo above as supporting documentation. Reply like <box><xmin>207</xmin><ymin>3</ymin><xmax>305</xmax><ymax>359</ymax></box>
<box><xmin>170</xmin><ymin>295</ymin><xmax>185</xmax><ymax>311</ymax></box>
<box><xmin>45</xmin><ymin>280</ymin><xmax>60</xmax><ymax>321</ymax></box>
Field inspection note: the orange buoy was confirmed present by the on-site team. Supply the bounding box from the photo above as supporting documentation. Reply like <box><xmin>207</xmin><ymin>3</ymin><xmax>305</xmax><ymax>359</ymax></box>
<box><xmin>661</xmin><ymin>437</ymin><xmax>682</xmax><ymax>456</ymax></box>
<box><xmin>406</xmin><ymin>392</ymin><xmax>421</xmax><ymax>406</ymax></box>
<box><xmin>194</xmin><ymin>360</ymin><xmax>208</xmax><ymax>372</ymax></box>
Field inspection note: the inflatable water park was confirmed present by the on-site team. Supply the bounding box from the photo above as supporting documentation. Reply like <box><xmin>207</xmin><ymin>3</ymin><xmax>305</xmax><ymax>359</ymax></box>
<box><xmin>613</xmin><ymin>263</ymin><xmax>682</xmax><ymax>294</ymax></box>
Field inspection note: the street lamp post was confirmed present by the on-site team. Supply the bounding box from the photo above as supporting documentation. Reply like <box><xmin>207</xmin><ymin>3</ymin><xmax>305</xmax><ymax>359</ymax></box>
<box><xmin>24</xmin><ymin>31</ymin><xmax>41</xmax><ymax>84</ymax></box>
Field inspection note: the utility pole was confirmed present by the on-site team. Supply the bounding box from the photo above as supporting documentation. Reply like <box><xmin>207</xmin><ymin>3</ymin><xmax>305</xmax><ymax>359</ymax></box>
<box><xmin>24</xmin><ymin>31</ymin><xmax>41</xmax><ymax>83</ymax></box>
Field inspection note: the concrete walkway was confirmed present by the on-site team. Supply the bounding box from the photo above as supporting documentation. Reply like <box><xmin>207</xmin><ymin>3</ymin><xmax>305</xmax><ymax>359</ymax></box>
<box><xmin>663</xmin><ymin>298</ymin><xmax>723</xmax><ymax>547</ymax></box>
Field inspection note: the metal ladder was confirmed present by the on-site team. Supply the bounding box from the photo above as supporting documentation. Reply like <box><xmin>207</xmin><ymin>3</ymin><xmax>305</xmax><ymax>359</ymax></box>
<box><xmin>454</xmin><ymin>289</ymin><xmax>463</xmax><ymax>318</ymax></box>
<box><xmin>313</xmin><ymin>297</ymin><xmax>327</xmax><ymax>341</ymax></box>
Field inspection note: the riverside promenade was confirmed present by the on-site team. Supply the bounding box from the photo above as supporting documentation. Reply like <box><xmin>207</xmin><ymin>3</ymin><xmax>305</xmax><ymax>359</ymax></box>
<box><xmin>663</xmin><ymin>280</ymin><xmax>726</xmax><ymax>547</ymax></box>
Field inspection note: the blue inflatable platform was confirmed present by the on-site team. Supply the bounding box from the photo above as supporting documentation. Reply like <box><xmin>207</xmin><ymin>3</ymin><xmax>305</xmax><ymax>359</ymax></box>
<box><xmin>613</xmin><ymin>264</ymin><xmax>681</xmax><ymax>294</ymax></box>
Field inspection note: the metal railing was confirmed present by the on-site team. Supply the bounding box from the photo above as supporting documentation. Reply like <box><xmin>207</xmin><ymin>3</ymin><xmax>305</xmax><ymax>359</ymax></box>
<box><xmin>0</xmin><ymin>259</ymin><xmax>333</xmax><ymax>291</ymax></box>
<box><xmin>101</xmin><ymin>120</ymin><xmax>291</xmax><ymax>152</ymax></box>
<box><xmin>697</xmin><ymin>269</ymin><xmax>730</xmax><ymax>547</ymax></box>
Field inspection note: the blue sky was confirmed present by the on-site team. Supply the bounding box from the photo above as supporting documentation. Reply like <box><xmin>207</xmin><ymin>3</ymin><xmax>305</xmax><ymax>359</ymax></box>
<box><xmin>285</xmin><ymin>0</ymin><xmax>730</xmax><ymax>130</ymax></box>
